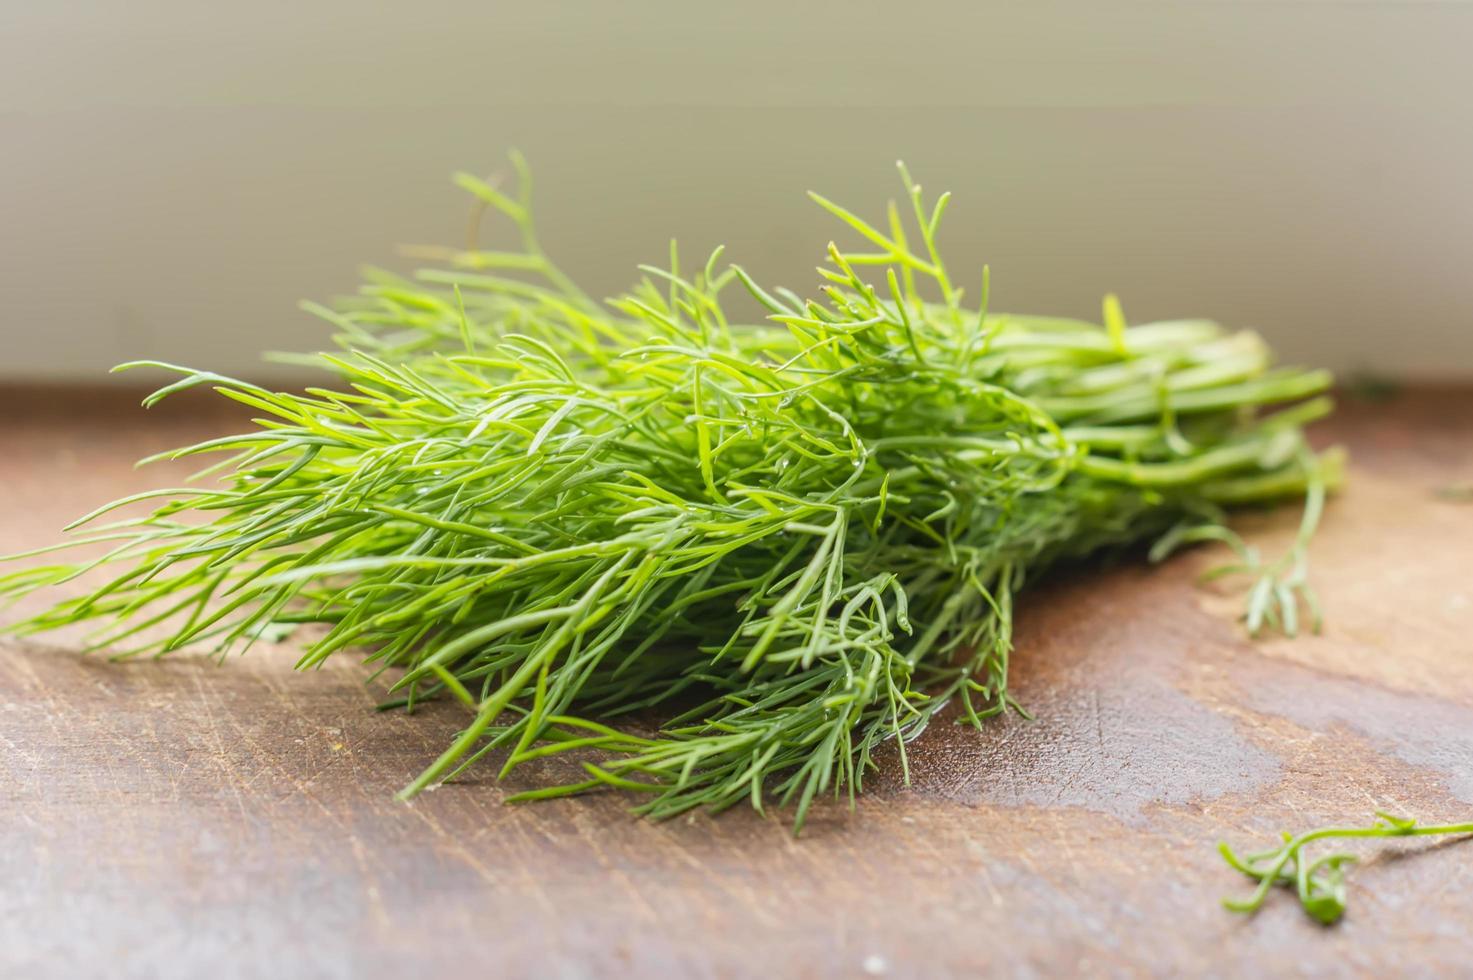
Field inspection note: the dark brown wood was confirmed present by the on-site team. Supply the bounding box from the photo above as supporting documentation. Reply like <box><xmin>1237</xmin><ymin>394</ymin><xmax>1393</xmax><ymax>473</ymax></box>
<box><xmin>3</xmin><ymin>385</ymin><xmax>1472</xmax><ymax>978</ymax></box>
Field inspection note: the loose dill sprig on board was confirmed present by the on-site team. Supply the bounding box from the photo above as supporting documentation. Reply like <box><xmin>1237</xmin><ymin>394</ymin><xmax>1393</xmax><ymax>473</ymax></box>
<box><xmin>1</xmin><ymin>158</ymin><xmax>1340</xmax><ymax>831</ymax></box>
<box><xmin>1221</xmin><ymin>812</ymin><xmax>1473</xmax><ymax>924</ymax></box>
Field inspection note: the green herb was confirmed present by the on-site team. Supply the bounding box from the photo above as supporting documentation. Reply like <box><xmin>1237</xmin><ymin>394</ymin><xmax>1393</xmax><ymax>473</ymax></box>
<box><xmin>1221</xmin><ymin>812</ymin><xmax>1473</xmax><ymax>924</ymax></box>
<box><xmin>1</xmin><ymin>159</ymin><xmax>1339</xmax><ymax>832</ymax></box>
<box><xmin>1435</xmin><ymin>483</ymin><xmax>1473</xmax><ymax>503</ymax></box>
<box><xmin>1344</xmin><ymin>372</ymin><xmax>1403</xmax><ymax>404</ymax></box>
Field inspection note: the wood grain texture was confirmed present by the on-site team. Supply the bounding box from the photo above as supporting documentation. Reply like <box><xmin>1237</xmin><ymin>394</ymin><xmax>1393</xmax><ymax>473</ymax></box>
<box><xmin>2</xmin><ymin>385</ymin><xmax>1471</xmax><ymax>978</ymax></box>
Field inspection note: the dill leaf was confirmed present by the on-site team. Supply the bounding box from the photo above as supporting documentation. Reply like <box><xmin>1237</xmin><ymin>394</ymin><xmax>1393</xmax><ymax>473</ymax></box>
<box><xmin>1221</xmin><ymin>812</ymin><xmax>1473</xmax><ymax>924</ymax></box>
<box><xmin>1</xmin><ymin>158</ymin><xmax>1340</xmax><ymax>833</ymax></box>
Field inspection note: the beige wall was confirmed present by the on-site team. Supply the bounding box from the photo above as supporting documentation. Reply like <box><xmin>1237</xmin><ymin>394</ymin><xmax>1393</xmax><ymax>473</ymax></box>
<box><xmin>3</xmin><ymin>1</ymin><xmax>1471</xmax><ymax>382</ymax></box>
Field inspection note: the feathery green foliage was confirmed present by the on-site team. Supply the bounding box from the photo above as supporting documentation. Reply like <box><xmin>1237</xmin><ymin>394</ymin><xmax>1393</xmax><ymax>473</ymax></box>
<box><xmin>1221</xmin><ymin>812</ymin><xmax>1473</xmax><ymax>924</ymax></box>
<box><xmin>2</xmin><ymin>158</ymin><xmax>1340</xmax><ymax>831</ymax></box>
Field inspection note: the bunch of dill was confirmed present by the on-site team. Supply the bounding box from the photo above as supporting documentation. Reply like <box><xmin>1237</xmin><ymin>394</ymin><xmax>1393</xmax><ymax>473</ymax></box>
<box><xmin>2</xmin><ymin>158</ymin><xmax>1339</xmax><ymax>830</ymax></box>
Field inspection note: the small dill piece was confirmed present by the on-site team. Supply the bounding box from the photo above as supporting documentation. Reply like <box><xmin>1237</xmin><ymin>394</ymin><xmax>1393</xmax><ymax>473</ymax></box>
<box><xmin>1220</xmin><ymin>812</ymin><xmax>1473</xmax><ymax>924</ymax></box>
<box><xmin>1435</xmin><ymin>483</ymin><xmax>1473</xmax><ymax>503</ymax></box>
<box><xmin>1</xmin><ymin>157</ymin><xmax>1339</xmax><ymax>834</ymax></box>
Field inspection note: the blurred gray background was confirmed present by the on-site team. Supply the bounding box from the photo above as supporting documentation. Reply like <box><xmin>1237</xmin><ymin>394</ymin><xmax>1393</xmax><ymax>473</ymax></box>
<box><xmin>3</xmin><ymin>0</ymin><xmax>1470</xmax><ymax>382</ymax></box>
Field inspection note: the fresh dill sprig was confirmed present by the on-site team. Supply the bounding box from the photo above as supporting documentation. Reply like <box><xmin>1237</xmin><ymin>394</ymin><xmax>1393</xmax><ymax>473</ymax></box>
<box><xmin>1</xmin><ymin>157</ymin><xmax>1339</xmax><ymax>832</ymax></box>
<box><xmin>1221</xmin><ymin>812</ymin><xmax>1473</xmax><ymax>924</ymax></box>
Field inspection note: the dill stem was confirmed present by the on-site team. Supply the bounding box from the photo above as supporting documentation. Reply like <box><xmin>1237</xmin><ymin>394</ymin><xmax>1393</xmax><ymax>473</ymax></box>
<box><xmin>1222</xmin><ymin>813</ymin><xmax>1473</xmax><ymax>923</ymax></box>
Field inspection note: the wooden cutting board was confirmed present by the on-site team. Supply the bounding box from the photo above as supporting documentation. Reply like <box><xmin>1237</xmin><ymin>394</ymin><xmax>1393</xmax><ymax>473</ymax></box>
<box><xmin>3</xmin><ymin>385</ymin><xmax>1471</xmax><ymax>978</ymax></box>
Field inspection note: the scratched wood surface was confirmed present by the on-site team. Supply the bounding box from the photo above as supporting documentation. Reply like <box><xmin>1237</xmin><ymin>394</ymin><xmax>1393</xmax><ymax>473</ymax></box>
<box><xmin>2</xmin><ymin>385</ymin><xmax>1471</xmax><ymax>979</ymax></box>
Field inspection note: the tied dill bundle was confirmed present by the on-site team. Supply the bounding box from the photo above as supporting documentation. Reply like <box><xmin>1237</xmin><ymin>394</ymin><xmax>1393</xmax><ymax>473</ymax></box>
<box><xmin>3</xmin><ymin>158</ymin><xmax>1340</xmax><ymax>830</ymax></box>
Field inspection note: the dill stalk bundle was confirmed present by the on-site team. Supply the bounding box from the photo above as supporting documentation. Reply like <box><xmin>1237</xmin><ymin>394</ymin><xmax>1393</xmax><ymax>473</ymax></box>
<box><xmin>3</xmin><ymin>160</ymin><xmax>1339</xmax><ymax>830</ymax></box>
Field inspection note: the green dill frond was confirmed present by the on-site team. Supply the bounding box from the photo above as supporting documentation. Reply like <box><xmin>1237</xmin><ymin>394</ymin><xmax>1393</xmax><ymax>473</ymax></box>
<box><xmin>1221</xmin><ymin>812</ymin><xmax>1473</xmax><ymax>924</ymax></box>
<box><xmin>1</xmin><ymin>158</ymin><xmax>1340</xmax><ymax>832</ymax></box>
